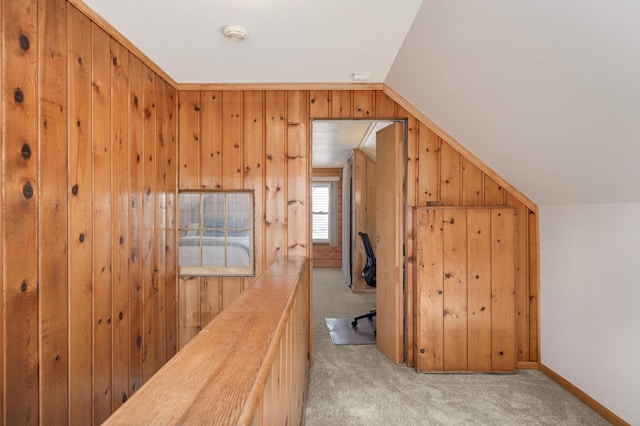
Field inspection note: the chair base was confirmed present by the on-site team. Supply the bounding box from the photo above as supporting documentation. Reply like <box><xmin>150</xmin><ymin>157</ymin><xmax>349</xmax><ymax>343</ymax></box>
<box><xmin>352</xmin><ymin>310</ymin><xmax>376</xmax><ymax>336</ymax></box>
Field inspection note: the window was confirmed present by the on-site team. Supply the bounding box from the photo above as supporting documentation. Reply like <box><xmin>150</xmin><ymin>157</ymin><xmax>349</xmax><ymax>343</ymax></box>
<box><xmin>178</xmin><ymin>190</ymin><xmax>254</xmax><ymax>276</ymax></box>
<box><xmin>312</xmin><ymin>180</ymin><xmax>338</xmax><ymax>245</ymax></box>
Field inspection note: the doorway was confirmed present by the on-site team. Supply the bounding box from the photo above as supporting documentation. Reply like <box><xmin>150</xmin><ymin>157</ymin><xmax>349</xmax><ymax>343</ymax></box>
<box><xmin>311</xmin><ymin>119</ymin><xmax>407</xmax><ymax>364</ymax></box>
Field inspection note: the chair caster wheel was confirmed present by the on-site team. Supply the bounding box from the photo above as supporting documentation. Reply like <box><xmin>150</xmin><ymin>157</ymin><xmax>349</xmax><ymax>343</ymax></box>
<box><xmin>351</xmin><ymin>320</ymin><xmax>357</xmax><ymax>327</ymax></box>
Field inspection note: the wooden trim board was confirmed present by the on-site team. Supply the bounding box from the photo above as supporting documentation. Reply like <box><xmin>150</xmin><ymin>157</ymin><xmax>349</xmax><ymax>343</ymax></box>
<box><xmin>539</xmin><ymin>363</ymin><xmax>630</xmax><ymax>426</ymax></box>
<box><xmin>178</xmin><ymin>82</ymin><xmax>384</xmax><ymax>91</ymax></box>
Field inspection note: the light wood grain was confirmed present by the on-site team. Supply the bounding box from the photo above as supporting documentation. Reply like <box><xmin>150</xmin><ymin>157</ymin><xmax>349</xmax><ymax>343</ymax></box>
<box><xmin>105</xmin><ymin>257</ymin><xmax>309</xmax><ymax>425</ymax></box>
<box><xmin>37</xmin><ymin>0</ymin><xmax>69</xmax><ymax>422</ymax></box>
<box><xmin>67</xmin><ymin>6</ymin><xmax>94</xmax><ymax>421</ymax></box>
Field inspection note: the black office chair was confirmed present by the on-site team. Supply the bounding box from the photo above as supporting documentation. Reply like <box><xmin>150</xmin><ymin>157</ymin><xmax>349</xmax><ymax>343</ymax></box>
<box><xmin>352</xmin><ymin>232</ymin><xmax>376</xmax><ymax>334</ymax></box>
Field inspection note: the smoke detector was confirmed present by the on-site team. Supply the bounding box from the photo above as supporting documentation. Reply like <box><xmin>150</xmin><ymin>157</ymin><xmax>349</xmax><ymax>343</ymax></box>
<box><xmin>223</xmin><ymin>25</ymin><xmax>248</xmax><ymax>41</ymax></box>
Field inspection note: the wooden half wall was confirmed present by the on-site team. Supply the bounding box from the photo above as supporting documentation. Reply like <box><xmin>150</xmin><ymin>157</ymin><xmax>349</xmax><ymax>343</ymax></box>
<box><xmin>0</xmin><ymin>0</ymin><xmax>178</xmax><ymax>423</ymax></box>
<box><xmin>178</xmin><ymin>88</ymin><xmax>539</xmax><ymax>368</ymax></box>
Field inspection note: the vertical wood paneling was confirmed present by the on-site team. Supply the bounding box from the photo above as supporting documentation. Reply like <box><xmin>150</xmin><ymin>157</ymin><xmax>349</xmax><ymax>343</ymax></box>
<box><xmin>174</xmin><ymin>87</ymin><xmax>539</xmax><ymax>369</ymax></box>
<box><xmin>507</xmin><ymin>194</ymin><xmax>530</xmax><ymax>362</ymax></box>
<box><xmin>37</xmin><ymin>0</ymin><xmax>68</xmax><ymax>422</ymax></box>
<box><xmin>461</xmin><ymin>158</ymin><xmax>483</xmax><ymax>206</ymax></box>
<box><xmin>141</xmin><ymin>66</ymin><xmax>157</xmax><ymax>382</ymax></box>
<box><xmin>309</xmin><ymin>90</ymin><xmax>330</xmax><ymax>118</ymax></box>
<box><xmin>442</xmin><ymin>209</ymin><xmax>467</xmax><ymax>371</ymax></box>
<box><xmin>1</xmin><ymin>3</ymin><xmax>178</xmax><ymax>421</ymax></box>
<box><xmin>484</xmin><ymin>176</ymin><xmax>505</xmax><ymax>205</ymax></box>
<box><xmin>200</xmin><ymin>277</ymin><xmax>221</xmax><ymax>327</ymax></box>
<box><xmin>417</xmin><ymin>125</ymin><xmax>440</xmax><ymax>205</ymax></box>
<box><xmin>0</xmin><ymin>0</ymin><xmax>4</xmax><ymax>416</ymax></box>
<box><xmin>243</xmin><ymin>91</ymin><xmax>265</xmax><ymax>282</ymax></box>
<box><xmin>154</xmin><ymin>77</ymin><xmax>168</xmax><ymax>370</ymax></box>
<box><xmin>415</xmin><ymin>209</ymin><xmax>444</xmax><ymax>371</ymax></box>
<box><xmin>127</xmin><ymin>54</ymin><xmax>144</xmax><ymax>397</ymax></box>
<box><xmin>528</xmin><ymin>210</ymin><xmax>539</xmax><ymax>362</ymax></box>
<box><xmin>401</xmin><ymin>107</ymin><xmax>417</xmax><ymax>367</ymax></box>
<box><xmin>352</xmin><ymin>90</ymin><xmax>374</xmax><ymax>117</ymax></box>
<box><xmin>440</xmin><ymin>143</ymin><xmax>462</xmax><ymax>205</ymax></box>
<box><xmin>179</xmin><ymin>277</ymin><xmax>200</xmax><ymax>347</ymax></box>
<box><xmin>491</xmin><ymin>208</ymin><xmax>516</xmax><ymax>371</ymax></box>
<box><xmin>178</xmin><ymin>91</ymin><xmax>200</xmax><ymax>189</ymax></box>
<box><xmin>375</xmin><ymin>90</ymin><xmax>396</xmax><ymax>117</ymax></box>
<box><xmin>466</xmin><ymin>209</ymin><xmax>492</xmax><ymax>371</ymax></box>
<box><xmin>3</xmin><ymin>0</ymin><xmax>39</xmax><ymax>422</ymax></box>
<box><xmin>67</xmin><ymin>6</ymin><xmax>93</xmax><ymax>422</ymax></box>
<box><xmin>265</xmin><ymin>91</ymin><xmax>287</xmax><ymax>266</ymax></box>
<box><xmin>221</xmin><ymin>90</ymin><xmax>243</xmax><ymax>189</ymax></box>
<box><xmin>330</xmin><ymin>90</ymin><xmax>352</xmax><ymax>118</ymax></box>
<box><xmin>287</xmin><ymin>90</ymin><xmax>309</xmax><ymax>257</ymax></box>
<box><xmin>111</xmin><ymin>40</ymin><xmax>130</xmax><ymax>410</ymax></box>
<box><xmin>165</xmin><ymin>86</ymin><xmax>178</xmax><ymax>359</ymax></box>
<box><xmin>91</xmin><ymin>24</ymin><xmax>113</xmax><ymax>424</ymax></box>
<box><xmin>199</xmin><ymin>91</ymin><xmax>222</xmax><ymax>189</ymax></box>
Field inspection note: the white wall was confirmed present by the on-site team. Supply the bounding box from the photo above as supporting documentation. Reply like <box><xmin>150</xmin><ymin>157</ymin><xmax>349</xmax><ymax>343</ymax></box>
<box><xmin>540</xmin><ymin>203</ymin><xmax>640</xmax><ymax>424</ymax></box>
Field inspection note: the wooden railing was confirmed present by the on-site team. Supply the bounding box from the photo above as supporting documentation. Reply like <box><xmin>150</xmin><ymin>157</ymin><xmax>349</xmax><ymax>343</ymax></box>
<box><xmin>104</xmin><ymin>256</ymin><xmax>311</xmax><ymax>425</ymax></box>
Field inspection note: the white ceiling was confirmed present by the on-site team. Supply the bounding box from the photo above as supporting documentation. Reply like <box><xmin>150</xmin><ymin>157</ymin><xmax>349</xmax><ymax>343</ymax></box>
<box><xmin>83</xmin><ymin>0</ymin><xmax>423</xmax><ymax>83</ymax></box>
<box><xmin>83</xmin><ymin>0</ymin><xmax>640</xmax><ymax>206</ymax></box>
<box><xmin>312</xmin><ymin>120</ymin><xmax>393</xmax><ymax>168</ymax></box>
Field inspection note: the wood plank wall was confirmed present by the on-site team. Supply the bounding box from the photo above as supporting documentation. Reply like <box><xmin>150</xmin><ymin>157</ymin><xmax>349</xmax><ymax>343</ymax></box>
<box><xmin>311</xmin><ymin>168</ymin><xmax>343</xmax><ymax>268</ymax></box>
<box><xmin>352</xmin><ymin>149</ymin><xmax>376</xmax><ymax>292</ymax></box>
<box><xmin>177</xmin><ymin>90</ymin><xmax>310</xmax><ymax>348</ymax></box>
<box><xmin>178</xmin><ymin>88</ymin><xmax>538</xmax><ymax>367</ymax></box>
<box><xmin>0</xmin><ymin>1</ymin><xmax>178</xmax><ymax>424</ymax></box>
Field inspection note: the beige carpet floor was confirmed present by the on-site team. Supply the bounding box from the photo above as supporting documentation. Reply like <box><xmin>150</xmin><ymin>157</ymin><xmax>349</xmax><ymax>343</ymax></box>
<box><xmin>304</xmin><ymin>268</ymin><xmax>608</xmax><ymax>426</ymax></box>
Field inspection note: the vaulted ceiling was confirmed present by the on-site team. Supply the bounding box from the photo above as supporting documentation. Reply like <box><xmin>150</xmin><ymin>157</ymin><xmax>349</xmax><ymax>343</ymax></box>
<box><xmin>83</xmin><ymin>0</ymin><xmax>640</xmax><ymax>206</ymax></box>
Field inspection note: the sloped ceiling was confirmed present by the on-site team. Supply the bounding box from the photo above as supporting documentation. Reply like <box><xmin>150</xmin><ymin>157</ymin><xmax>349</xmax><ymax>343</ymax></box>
<box><xmin>83</xmin><ymin>0</ymin><xmax>422</xmax><ymax>83</ymax></box>
<box><xmin>386</xmin><ymin>0</ymin><xmax>640</xmax><ymax>205</ymax></box>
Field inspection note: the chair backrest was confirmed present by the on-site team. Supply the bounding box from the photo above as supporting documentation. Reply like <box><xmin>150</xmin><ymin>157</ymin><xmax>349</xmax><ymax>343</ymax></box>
<box><xmin>358</xmin><ymin>232</ymin><xmax>376</xmax><ymax>287</ymax></box>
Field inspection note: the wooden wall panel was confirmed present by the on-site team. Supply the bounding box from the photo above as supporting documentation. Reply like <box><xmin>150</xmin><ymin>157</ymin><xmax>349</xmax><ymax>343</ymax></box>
<box><xmin>309</xmin><ymin>90</ymin><xmax>330</xmax><ymax>118</ymax></box>
<box><xmin>287</xmin><ymin>90</ymin><xmax>309</xmax><ymax>258</ymax></box>
<box><xmin>67</xmin><ymin>6</ymin><xmax>93</xmax><ymax>422</ymax></box>
<box><xmin>0</xmin><ymin>0</ymin><xmax>4</xmax><ymax>417</ymax></box>
<box><xmin>442</xmin><ymin>209</ymin><xmax>467</xmax><ymax>371</ymax></box>
<box><xmin>401</xmin><ymin>106</ymin><xmax>417</xmax><ymax>367</ymax></box>
<box><xmin>243</xmin><ymin>91</ymin><xmax>265</xmax><ymax>282</ymax></box>
<box><xmin>3</xmin><ymin>0</ymin><xmax>39</xmax><ymax>422</ymax></box>
<box><xmin>141</xmin><ymin>66</ymin><xmax>157</xmax><ymax>382</ymax></box>
<box><xmin>528</xmin><ymin>210</ymin><xmax>539</xmax><ymax>362</ymax></box>
<box><xmin>265</xmin><ymin>91</ymin><xmax>287</xmax><ymax>266</ymax></box>
<box><xmin>491</xmin><ymin>209</ymin><xmax>516</xmax><ymax>371</ymax></box>
<box><xmin>462</xmin><ymin>158</ymin><xmax>483</xmax><ymax>206</ymax></box>
<box><xmin>154</xmin><ymin>77</ymin><xmax>168</xmax><ymax>371</ymax></box>
<box><xmin>221</xmin><ymin>90</ymin><xmax>243</xmax><ymax>189</ymax></box>
<box><xmin>466</xmin><ymin>209</ymin><xmax>492</xmax><ymax>371</ymax></box>
<box><xmin>166</xmin><ymin>86</ymin><xmax>178</xmax><ymax>359</ymax></box>
<box><xmin>200</xmin><ymin>91</ymin><xmax>222</xmax><ymax>189</ymax></box>
<box><xmin>38</xmin><ymin>0</ymin><xmax>69</xmax><ymax>422</ymax></box>
<box><xmin>440</xmin><ymin>143</ymin><xmax>462</xmax><ymax>205</ymax></box>
<box><xmin>0</xmin><ymin>2</ymin><xmax>178</xmax><ymax>423</ymax></box>
<box><xmin>178</xmin><ymin>91</ymin><xmax>200</xmax><ymax>189</ymax></box>
<box><xmin>111</xmin><ymin>40</ymin><xmax>130</xmax><ymax>410</ymax></box>
<box><xmin>331</xmin><ymin>90</ymin><xmax>352</xmax><ymax>118</ymax></box>
<box><xmin>128</xmin><ymin>54</ymin><xmax>144</xmax><ymax>397</ymax></box>
<box><xmin>417</xmin><ymin>125</ymin><xmax>440</xmax><ymax>205</ymax></box>
<box><xmin>91</xmin><ymin>25</ymin><xmax>113</xmax><ymax>423</ymax></box>
<box><xmin>176</xmin><ymin>88</ymin><xmax>538</xmax><ymax>366</ymax></box>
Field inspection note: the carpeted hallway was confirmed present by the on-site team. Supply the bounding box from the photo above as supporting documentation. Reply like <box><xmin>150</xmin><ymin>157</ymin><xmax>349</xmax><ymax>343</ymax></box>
<box><xmin>304</xmin><ymin>268</ymin><xmax>608</xmax><ymax>425</ymax></box>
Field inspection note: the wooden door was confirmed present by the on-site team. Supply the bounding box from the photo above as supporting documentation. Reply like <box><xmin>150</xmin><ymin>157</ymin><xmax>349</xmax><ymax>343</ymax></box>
<box><xmin>375</xmin><ymin>123</ymin><xmax>404</xmax><ymax>364</ymax></box>
<box><xmin>414</xmin><ymin>207</ymin><xmax>516</xmax><ymax>372</ymax></box>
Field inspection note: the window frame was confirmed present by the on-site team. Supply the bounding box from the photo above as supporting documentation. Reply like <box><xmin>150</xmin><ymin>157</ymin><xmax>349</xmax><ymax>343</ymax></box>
<box><xmin>178</xmin><ymin>190</ymin><xmax>255</xmax><ymax>277</ymax></box>
<box><xmin>312</xmin><ymin>182</ymin><xmax>331</xmax><ymax>244</ymax></box>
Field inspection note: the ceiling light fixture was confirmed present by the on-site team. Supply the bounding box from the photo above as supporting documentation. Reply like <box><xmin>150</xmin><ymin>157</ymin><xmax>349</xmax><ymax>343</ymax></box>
<box><xmin>222</xmin><ymin>25</ymin><xmax>248</xmax><ymax>41</ymax></box>
<box><xmin>352</xmin><ymin>72</ymin><xmax>371</xmax><ymax>82</ymax></box>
